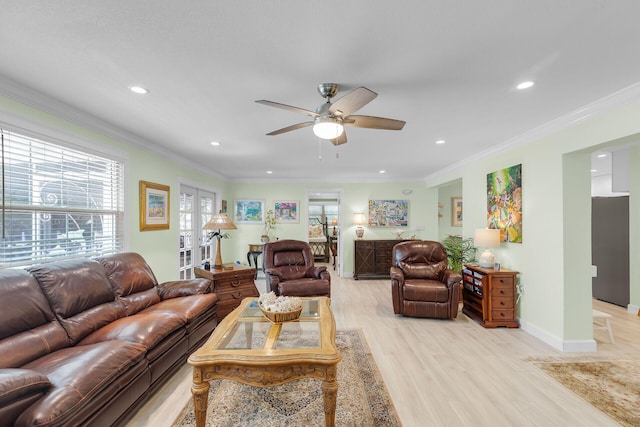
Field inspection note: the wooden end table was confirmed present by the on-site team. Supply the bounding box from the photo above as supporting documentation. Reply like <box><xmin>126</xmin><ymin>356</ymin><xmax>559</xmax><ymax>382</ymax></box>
<box><xmin>188</xmin><ymin>297</ymin><xmax>341</xmax><ymax>427</ymax></box>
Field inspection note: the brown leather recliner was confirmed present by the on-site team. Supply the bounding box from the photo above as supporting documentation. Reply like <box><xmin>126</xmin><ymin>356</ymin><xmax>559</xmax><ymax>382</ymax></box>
<box><xmin>263</xmin><ymin>239</ymin><xmax>331</xmax><ymax>297</ymax></box>
<box><xmin>390</xmin><ymin>240</ymin><xmax>462</xmax><ymax>319</ymax></box>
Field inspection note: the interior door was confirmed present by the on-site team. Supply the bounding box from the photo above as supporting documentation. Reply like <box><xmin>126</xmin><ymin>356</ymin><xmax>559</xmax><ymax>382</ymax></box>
<box><xmin>592</xmin><ymin>196</ymin><xmax>630</xmax><ymax>306</ymax></box>
<box><xmin>179</xmin><ymin>185</ymin><xmax>216</xmax><ymax>279</ymax></box>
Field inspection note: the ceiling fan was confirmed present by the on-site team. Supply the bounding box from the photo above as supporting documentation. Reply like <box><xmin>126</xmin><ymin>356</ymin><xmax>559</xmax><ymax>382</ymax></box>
<box><xmin>255</xmin><ymin>83</ymin><xmax>406</xmax><ymax>146</ymax></box>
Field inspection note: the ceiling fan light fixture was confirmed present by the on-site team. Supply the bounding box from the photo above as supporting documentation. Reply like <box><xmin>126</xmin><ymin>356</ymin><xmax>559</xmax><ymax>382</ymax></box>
<box><xmin>313</xmin><ymin>117</ymin><xmax>344</xmax><ymax>140</ymax></box>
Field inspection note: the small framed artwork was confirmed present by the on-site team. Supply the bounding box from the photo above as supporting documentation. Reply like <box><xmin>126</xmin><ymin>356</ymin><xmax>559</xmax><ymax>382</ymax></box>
<box><xmin>140</xmin><ymin>180</ymin><xmax>170</xmax><ymax>231</ymax></box>
<box><xmin>274</xmin><ymin>200</ymin><xmax>299</xmax><ymax>223</ymax></box>
<box><xmin>452</xmin><ymin>197</ymin><xmax>463</xmax><ymax>227</ymax></box>
<box><xmin>234</xmin><ymin>199</ymin><xmax>265</xmax><ymax>223</ymax></box>
<box><xmin>221</xmin><ymin>199</ymin><xmax>227</xmax><ymax>214</ymax></box>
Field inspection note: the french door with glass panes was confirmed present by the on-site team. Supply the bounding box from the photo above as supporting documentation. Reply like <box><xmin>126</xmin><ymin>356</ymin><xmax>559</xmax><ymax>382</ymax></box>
<box><xmin>179</xmin><ymin>186</ymin><xmax>216</xmax><ymax>279</ymax></box>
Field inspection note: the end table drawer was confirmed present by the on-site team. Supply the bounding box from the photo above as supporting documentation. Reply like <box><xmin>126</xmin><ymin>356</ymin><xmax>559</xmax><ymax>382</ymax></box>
<box><xmin>492</xmin><ymin>296</ymin><xmax>514</xmax><ymax>309</ymax></box>
<box><xmin>492</xmin><ymin>309</ymin><xmax>515</xmax><ymax>321</ymax></box>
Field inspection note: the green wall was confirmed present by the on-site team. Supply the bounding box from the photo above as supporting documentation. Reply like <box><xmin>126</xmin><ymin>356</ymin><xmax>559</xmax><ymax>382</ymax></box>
<box><xmin>0</xmin><ymin>94</ymin><xmax>228</xmax><ymax>282</ymax></box>
<box><xmin>225</xmin><ymin>182</ymin><xmax>437</xmax><ymax>275</ymax></box>
<box><xmin>425</xmin><ymin>100</ymin><xmax>640</xmax><ymax>351</ymax></box>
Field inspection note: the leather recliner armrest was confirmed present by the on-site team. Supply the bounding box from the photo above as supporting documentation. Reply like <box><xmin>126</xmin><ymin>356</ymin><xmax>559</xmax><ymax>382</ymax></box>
<box><xmin>305</xmin><ymin>266</ymin><xmax>327</xmax><ymax>279</ymax></box>
<box><xmin>390</xmin><ymin>266</ymin><xmax>404</xmax><ymax>282</ymax></box>
<box><xmin>157</xmin><ymin>278</ymin><xmax>211</xmax><ymax>300</ymax></box>
<box><xmin>441</xmin><ymin>270</ymin><xmax>462</xmax><ymax>289</ymax></box>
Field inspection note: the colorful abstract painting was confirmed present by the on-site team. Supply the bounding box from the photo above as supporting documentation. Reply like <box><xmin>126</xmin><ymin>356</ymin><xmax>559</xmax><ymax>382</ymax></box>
<box><xmin>368</xmin><ymin>200</ymin><xmax>409</xmax><ymax>227</ymax></box>
<box><xmin>487</xmin><ymin>164</ymin><xmax>522</xmax><ymax>242</ymax></box>
<box><xmin>273</xmin><ymin>200</ymin><xmax>299</xmax><ymax>223</ymax></box>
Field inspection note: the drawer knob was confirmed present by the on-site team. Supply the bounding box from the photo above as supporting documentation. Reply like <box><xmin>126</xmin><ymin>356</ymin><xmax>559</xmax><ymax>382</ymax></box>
<box><xmin>500</xmin><ymin>301</ymin><xmax>505</xmax><ymax>306</ymax></box>
<box><xmin>231</xmin><ymin>280</ymin><xmax>241</xmax><ymax>287</ymax></box>
<box><xmin>231</xmin><ymin>292</ymin><xmax>242</xmax><ymax>299</ymax></box>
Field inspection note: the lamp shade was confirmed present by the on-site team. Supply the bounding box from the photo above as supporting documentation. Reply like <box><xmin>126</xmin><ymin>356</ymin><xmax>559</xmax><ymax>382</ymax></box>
<box><xmin>331</xmin><ymin>218</ymin><xmax>338</xmax><ymax>226</ymax></box>
<box><xmin>474</xmin><ymin>228</ymin><xmax>500</xmax><ymax>268</ymax></box>
<box><xmin>203</xmin><ymin>213</ymin><xmax>237</xmax><ymax>231</ymax></box>
<box><xmin>313</xmin><ymin>117</ymin><xmax>344</xmax><ymax>139</ymax></box>
<box><xmin>352</xmin><ymin>213</ymin><xmax>366</xmax><ymax>226</ymax></box>
<box><xmin>203</xmin><ymin>213</ymin><xmax>236</xmax><ymax>269</ymax></box>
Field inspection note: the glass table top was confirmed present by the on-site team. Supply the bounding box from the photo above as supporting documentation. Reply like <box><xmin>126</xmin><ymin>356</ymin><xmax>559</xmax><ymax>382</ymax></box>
<box><xmin>217</xmin><ymin>299</ymin><xmax>321</xmax><ymax>351</ymax></box>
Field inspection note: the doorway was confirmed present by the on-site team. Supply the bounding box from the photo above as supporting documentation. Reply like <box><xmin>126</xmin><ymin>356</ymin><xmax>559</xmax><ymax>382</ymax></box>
<box><xmin>306</xmin><ymin>189</ymin><xmax>342</xmax><ymax>275</ymax></box>
<box><xmin>178</xmin><ymin>185</ymin><xmax>217</xmax><ymax>279</ymax></box>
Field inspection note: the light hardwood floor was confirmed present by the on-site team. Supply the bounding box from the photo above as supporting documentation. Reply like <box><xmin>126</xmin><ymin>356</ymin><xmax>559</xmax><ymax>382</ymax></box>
<box><xmin>127</xmin><ymin>267</ymin><xmax>639</xmax><ymax>427</ymax></box>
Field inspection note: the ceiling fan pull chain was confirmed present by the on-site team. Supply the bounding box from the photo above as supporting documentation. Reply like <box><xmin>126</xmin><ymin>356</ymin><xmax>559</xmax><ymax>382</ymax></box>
<box><xmin>318</xmin><ymin>137</ymin><xmax>322</xmax><ymax>161</ymax></box>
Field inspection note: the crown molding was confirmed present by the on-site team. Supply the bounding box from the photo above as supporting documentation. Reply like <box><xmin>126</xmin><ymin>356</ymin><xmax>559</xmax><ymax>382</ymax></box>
<box><xmin>424</xmin><ymin>81</ymin><xmax>640</xmax><ymax>183</ymax></box>
<box><xmin>0</xmin><ymin>75</ymin><xmax>228</xmax><ymax>182</ymax></box>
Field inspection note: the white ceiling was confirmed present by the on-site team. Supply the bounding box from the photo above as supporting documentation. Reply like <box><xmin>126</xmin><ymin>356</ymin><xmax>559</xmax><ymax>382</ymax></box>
<box><xmin>1</xmin><ymin>1</ymin><xmax>640</xmax><ymax>182</ymax></box>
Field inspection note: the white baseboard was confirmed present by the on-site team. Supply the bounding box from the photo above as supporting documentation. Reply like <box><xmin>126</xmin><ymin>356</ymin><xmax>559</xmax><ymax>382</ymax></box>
<box><xmin>628</xmin><ymin>304</ymin><xmax>639</xmax><ymax>315</ymax></box>
<box><xmin>520</xmin><ymin>319</ymin><xmax>597</xmax><ymax>352</ymax></box>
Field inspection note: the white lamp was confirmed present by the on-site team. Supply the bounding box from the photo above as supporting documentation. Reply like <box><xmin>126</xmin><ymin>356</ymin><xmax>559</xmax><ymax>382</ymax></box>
<box><xmin>313</xmin><ymin>117</ymin><xmax>344</xmax><ymax>140</ymax></box>
<box><xmin>352</xmin><ymin>213</ymin><xmax>366</xmax><ymax>239</ymax></box>
<box><xmin>474</xmin><ymin>228</ymin><xmax>500</xmax><ymax>268</ymax></box>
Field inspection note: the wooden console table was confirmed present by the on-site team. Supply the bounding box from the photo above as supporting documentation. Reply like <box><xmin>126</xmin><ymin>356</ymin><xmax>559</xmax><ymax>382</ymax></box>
<box><xmin>353</xmin><ymin>239</ymin><xmax>410</xmax><ymax>279</ymax></box>
<box><xmin>194</xmin><ymin>264</ymin><xmax>259</xmax><ymax>320</ymax></box>
<box><xmin>461</xmin><ymin>264</ymin><xmax>519</xmax><ymax>328</ymax></box>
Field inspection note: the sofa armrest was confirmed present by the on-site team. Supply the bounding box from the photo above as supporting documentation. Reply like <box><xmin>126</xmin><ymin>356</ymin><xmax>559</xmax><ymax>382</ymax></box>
<box><xmin>0</xmin><ymin>369</ymin><xmax>51</xmax><ymax>406</ymax></box>
<box><xmin>305</xmin><ymin>266</ymin><xmax>327</xmax><ymax>279</ymax></box>
<box><xmin>157</xmin><ymin>278</ymin><xmax>211</xmax><ymax>300</ymax></box>
<box><xmin>263</xmin><ymin>271</ymin><xmax>281</xmax><ymax>294</ymax></box>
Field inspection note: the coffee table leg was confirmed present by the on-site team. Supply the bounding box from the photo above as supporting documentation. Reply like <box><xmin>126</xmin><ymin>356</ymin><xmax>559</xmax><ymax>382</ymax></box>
<box><xmin>191</xmin><ymin>368</ymin><xmax>210</xmax><ymax>427</ymax></box>
<box><xmin>322</xmin><ymin>365</ymin><xmax>338</xmax><ymax>427</ymax></box>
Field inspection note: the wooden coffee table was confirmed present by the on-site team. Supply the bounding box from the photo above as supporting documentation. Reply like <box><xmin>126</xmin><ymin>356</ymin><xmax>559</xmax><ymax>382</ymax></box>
<box><xmin>188</xmin><ymin>297</ymin><xmax>341</xmax><ymax>427</ymax></box>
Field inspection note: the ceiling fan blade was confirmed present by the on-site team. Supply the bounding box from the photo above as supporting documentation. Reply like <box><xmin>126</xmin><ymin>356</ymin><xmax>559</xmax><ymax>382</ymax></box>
<box><xmin>329</xmin><ymin>87</ymin><xmax>377</xmax><ymax>116</ymax></box>
<box><xmin>330</xmin><ymin>131</ymin><xmax>347</xmax><ymax>146</ymax></box>
<box><xmin>266</xmin><ymin>121</ymin><xmax>313</xmax><ymax>136</ymax></box>
<box><xmin>256</xmin><ymin>100</ymin><xmax>319</xmax><ymax>118</ymax></box>
<box><xmin>343</xmin><ymin>115</ymin><xmax>406</xmax><ymax>130</ymax></box>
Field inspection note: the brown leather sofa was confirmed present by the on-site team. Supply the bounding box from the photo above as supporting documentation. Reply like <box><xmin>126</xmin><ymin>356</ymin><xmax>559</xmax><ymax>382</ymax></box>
<box><xmin>390</xmin><ymin>240</ymin><xmax>462</xmax><ymax>319</ymax></box>
<box><xmin>262</xmin><ymin>239</ymin><xmax>331</xmax><ymax>297</ymax></box>
<box><xmin>0</xmin><ymin>252</ymin><xmax>218</xmax><ymax>427</ymax></box>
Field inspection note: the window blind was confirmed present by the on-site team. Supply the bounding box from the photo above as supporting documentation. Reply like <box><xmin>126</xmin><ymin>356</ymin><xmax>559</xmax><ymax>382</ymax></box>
<box><xmin>0</xmin><ymin>129</ymin><xmax>124</xmax><ymax>267</ymax></box>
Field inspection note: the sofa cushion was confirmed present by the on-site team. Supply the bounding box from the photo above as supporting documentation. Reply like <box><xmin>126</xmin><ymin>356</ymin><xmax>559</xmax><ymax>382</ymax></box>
<box><xmin>28</xmin><ymin>259</ymin><xmax>126</xmax><ymax>344</ymax></box>
<box><xmin>0</xmin><ymin>269</ymin><xmax>70</xmax><ymax>368</ymax></box>
<box><xmin>19</xmin><ymin>340</ymin><xmax>147</xmax><ymax>427</ymax></box>
<box><xmin>403</xmin><ymin>279</ymin><xmax>450</xmax><ymax>303</ymax></box>
<box><xmin>0</xmin><ymin>369</ymin><xmax>51</xmax><ymax>406</ymax></box>
<box><xmin>79</xmin><ymin>311</ymin><xmax>186</xmax><ymax>352</ymax></box>
<box><xmin>278</xmin><ymin>278</ymin><xmax>331</xmax><ymax>297</ymax></box>
<box><xmin>96</xmin><ymin>252</ymin><xmax>161</xmax><ymax>315</ymax></box>
<box><xmin>139</xmin><ymin>294</ymin><xmax>219</xmax><ymax>332</ymax></box>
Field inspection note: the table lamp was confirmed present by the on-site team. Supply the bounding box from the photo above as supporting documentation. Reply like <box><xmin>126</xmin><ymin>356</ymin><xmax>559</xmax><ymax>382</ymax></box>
<box><xmin>353</xmin><ymin>213</ymin><xmax>366</xmax><ymax>239</ymax></box>
<box><xmin>474</xmin><ymin>228</ymin><xmax>501</xmax><ymax>268</ymax></box>
<box><xmin>331</xmin><ymin>218</ymin><xmax>338</xmax><ymax>236</ymax></box>
<box><xmin>203</xmin><ymin>213</ymin><xmax>237</xmax><ymax>269</ymax></box>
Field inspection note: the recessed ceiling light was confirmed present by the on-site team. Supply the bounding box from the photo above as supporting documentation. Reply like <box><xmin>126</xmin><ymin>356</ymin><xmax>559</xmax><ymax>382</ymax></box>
<box><xmin>129</xmin><ymin>86</ymin><xmax>149</xmax><ymax>94</ymax></box>
<box><xmin>266</xmin><ymin>170</ymin><xmax>273</xmax><ymax>174</ymax></box>
<box><xmin>210</xmin><ymin>141</ymin><xmax>220</xmax><ymax>146</ymax></box>
<box><xmin>435</xmin><ymin>139</ymin><xmax>445</xmax><ymax>145</ymax></box>
<box><xmin>597</xmin><ymin>153</ymin><xmax>607</xmax><ymax>158</ymax></box>
<box><xmin>591</xmin><ymin>169</ymin><xmax>598</xmax><ymax>173</ymax></box>
<box><xmin>379</xmin><ymin>170</ymin><xmax>386</xmax><ymax>174</ymax></box>
<box><xmin>516</xmin><ymin>81</ymin><xmax>535</xmax><ymax>90</ymax></box>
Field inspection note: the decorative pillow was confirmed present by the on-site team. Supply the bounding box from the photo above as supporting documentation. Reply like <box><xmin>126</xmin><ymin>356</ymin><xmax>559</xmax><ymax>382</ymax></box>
<box><xmin>308</xmin><ymin>224</ymin><xmax>323</xmax><ymax>238</ymax></box>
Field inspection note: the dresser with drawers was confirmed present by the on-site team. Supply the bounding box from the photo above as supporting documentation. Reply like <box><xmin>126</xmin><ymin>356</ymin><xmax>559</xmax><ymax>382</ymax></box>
<box><xmin>194</xmin><ymin>264</ymin><xmax>259</xmax><ymax>320</ymax></box>
<box><xmin>461</xmin><ymin>264</ymin><xmax>519</xmax><ymax>328</ymax></box>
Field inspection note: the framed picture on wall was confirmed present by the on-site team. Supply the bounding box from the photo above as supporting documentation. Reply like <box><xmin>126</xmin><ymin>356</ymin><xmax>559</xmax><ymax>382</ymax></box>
<box><xmin>139</xmin><ymin>180</ymin><xmax>170</xmax><ymax>231</ymax></box>
<box><xmin>234</xmin><ymin>199</ymin><xmax>265</xmax><ymax>223</ymax></box>
<box><xmin>452</xmin><ymin>197</ymin><xmax>463</xmax><ymax>227</ymax></box>
<box><xmin>368</xmin><ymin>199</ymin><xmax>408</xmax><ymax>227</ymax></box>
<box><xmin>274</xmin><ymin>200</ymin><xmax>299</xmax><ymax>223</ymax></box>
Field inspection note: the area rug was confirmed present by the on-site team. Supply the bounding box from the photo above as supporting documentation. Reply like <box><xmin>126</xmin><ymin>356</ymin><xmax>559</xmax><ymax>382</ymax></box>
<box><xmin>173</xmin><ymin>329</ymin><xmax>401</xmax><ymax>426</ymax></box>
<box><xmin>533</xmin><ymin>358</ymin><xmax>640</xmax><ymax>427</ymax></box>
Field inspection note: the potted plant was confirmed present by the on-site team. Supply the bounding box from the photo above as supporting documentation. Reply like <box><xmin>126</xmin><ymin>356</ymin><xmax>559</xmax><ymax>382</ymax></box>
<box><xmin>442</xmin><ymin>234</ymin><xmax>476</xmax><ymax>274</ymax></box>
<box><xmin>261</xmin><ymin>209</ymin><xmax>277</xmax><ymax>242</ymax></box>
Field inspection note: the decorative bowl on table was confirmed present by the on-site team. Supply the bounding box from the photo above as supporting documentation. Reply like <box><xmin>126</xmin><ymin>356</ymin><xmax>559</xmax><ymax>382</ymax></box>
<box><xmin>258</xmin><ymin>292</ymin><xmax>303</xmax><ymax>323</ymax></box>
<box><xmin>259</xmin><ymin>304</ymin><xmax>303</xmax><ymax>323</ymax></box>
